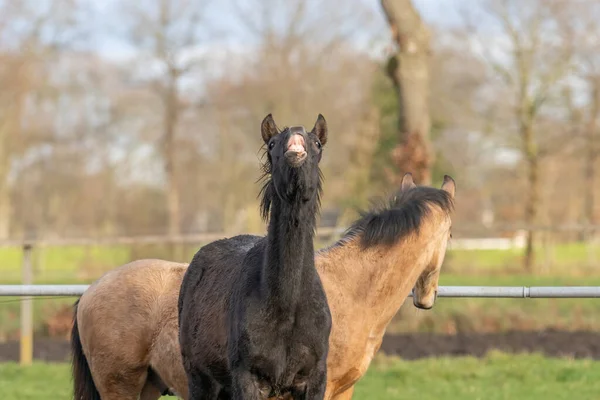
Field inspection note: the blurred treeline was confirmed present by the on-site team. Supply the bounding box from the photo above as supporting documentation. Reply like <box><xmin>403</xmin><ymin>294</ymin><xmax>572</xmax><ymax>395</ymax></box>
<box><xmin>1</xmin><ymin>0</ymin><xmax>600</xmax><ymax>264</ymax></box>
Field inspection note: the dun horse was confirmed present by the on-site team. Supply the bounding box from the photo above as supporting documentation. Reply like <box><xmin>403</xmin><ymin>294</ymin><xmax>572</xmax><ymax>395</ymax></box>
<box><xmin>71</xmin><ymin>173</ymin><xmax>455</xmax><ymax>400</ymax></box>
<box><xmin>178</xmin><ymin>114</ymin><xmax>331</xmax><ymax>399</ymax></box>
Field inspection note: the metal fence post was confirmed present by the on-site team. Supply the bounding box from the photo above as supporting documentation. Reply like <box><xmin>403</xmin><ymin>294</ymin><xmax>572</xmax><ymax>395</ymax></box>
<box><xmin>20</xmin><ymin>244</ymin><xmax>33</xmax><ymax>366</ymax></box>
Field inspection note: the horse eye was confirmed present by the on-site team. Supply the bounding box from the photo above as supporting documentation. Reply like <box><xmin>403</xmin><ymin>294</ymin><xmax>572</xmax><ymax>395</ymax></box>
<box><xmin>315</xmin><ymin>140</ymin><xmax>321</xmax><ymax>149</ymax></box>
<box><xmin>268</xmin><ymin>141</ymin><xmax>275</xmax><ymax>150</ymax></box>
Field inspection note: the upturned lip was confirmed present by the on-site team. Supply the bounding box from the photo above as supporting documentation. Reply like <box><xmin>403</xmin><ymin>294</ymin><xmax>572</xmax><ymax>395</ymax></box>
<box><xmin>284</xmin><ymin>150</ymin><xmax>308</xmax><ymax>167</ymax></box>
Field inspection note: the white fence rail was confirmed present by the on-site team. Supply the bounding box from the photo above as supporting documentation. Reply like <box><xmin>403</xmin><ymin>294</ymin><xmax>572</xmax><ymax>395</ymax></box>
<box><xmin>2</xmin><ymin>285</ymin><xmax>600</xmax><ymax>298</ymax></box>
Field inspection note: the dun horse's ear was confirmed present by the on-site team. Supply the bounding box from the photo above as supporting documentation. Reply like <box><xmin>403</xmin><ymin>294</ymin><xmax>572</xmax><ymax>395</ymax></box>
<box><xmin>312</xmin><ymin>114</ymin><xmax>327</xmax><ymax>146</ymax></box>
<box><xmin>261</xmin><ymin>114</ymin><xmax>279</xmax><ymax>144</ymax></box>
<box><xmin>441</xmin><ymin>175</ymin><xmax>456</xmax><ymax>199</ymax></box>
<box><xmin>401</xmin><ymin>172</ymin><xmax>416</xmax><ymax>191</ymax></box>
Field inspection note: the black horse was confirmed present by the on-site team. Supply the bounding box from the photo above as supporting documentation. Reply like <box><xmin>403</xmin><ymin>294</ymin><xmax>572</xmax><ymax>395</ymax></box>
<box><xmin>178</xmin><ymin>114</ymin><xmax>332</xmax><ymax>400</ymax></box>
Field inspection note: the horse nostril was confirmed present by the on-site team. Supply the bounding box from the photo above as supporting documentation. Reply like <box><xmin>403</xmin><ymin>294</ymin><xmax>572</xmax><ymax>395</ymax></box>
<box><xmin>287</xmin><ymin>134</ymin><xmax>306</xmax><ymax>153</ymax></box>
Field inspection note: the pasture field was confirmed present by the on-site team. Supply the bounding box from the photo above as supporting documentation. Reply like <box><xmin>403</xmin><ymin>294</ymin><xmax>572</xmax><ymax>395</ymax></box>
<box><xmin>2</xmin><ymin>242</ymin><xmax>600</xmax><ymax>338</ymax></box>
<box><xmin>0</xmin><ymin>353</ymin><xmax>599</xmax><ymax>400</ymax></box>
<box><xmin>1</xmin><ymin>241</ymin><xmax>599</xmax><ymax>283</ymax></box>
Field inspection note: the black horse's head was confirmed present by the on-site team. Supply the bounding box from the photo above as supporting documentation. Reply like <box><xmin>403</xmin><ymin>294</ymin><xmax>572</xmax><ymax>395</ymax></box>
<box><xmin>259</xmin><ymin>114</ymin><xmax>327</xmax><ymax>214</ymax></box>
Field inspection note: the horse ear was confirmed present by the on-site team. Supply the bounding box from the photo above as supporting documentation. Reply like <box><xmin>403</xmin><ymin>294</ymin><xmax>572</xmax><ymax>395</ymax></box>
<box><xmin>401</xmin><ymin>172</ymin><xmax>416</xmax><ymax>191</ymax></box>
<box><xmin>441</xmin><ymin>175</ymin><xmax>456</xmax><ymax>199</ymax></box>
<box><xmin>261</xmin><ymin>114</ymin><xmax>279</xmax><ymax>144</ymax></box>
<box><xmin>312</xmin><ymin>114</ymin><xmax>327</xmax><ymax>146</ymax></box>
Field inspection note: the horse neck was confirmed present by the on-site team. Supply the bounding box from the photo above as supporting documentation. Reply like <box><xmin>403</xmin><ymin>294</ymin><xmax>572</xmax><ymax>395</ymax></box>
<box><xmin>321</xmin><ymin>224</ymin><xmax>441</xmax><ymax>331</ymax></box>
<box><xmin>263</xmin><ymin>194</ymin><xmax>318</xmax><ymax>308</ymax></box>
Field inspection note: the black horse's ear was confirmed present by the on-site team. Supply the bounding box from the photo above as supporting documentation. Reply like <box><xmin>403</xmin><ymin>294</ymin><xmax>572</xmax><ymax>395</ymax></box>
<box><xmin>261</xmin><ymin>114</ymin><xmax>279</xmax><ymax>144</ymax></box>
<box><xmin>401</xmin><ymin>172</ymin><xmax>416</xmax><ymax>191</ymax></box>
<box><xmin>312</xmin><ymin>114</ymin><xmax>327</xmax><ymax>146</ymax></box>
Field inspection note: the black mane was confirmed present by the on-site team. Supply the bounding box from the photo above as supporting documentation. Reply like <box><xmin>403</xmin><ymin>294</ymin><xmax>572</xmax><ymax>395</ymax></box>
<box><xmin>337</xmin><ymin>186</ymin><xmax>454</xmax><ymax>249</ymax></box>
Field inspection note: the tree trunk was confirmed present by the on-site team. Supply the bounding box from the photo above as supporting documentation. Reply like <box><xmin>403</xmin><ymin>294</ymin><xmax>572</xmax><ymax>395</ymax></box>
<box><xmin>584</xmin><ymin>80</ymin><xmax>600</xmax><ymax>240</ymax></box>
<box><xmin>336</xmin><ymin>107</ymin><xmax>381</xmax><ymax>229</ymax></box>
<box><xmin>215</xmin><ymin>99</ymin><xmax>237</xmax><ymax>234</ymax></box>
<box><xmin>163</xmin><ymin>72</ymin><xmax>180</xmax><ymax>238</ymax></box>
<box><xmin>0</xmin><ymin>58</ymin><xmax>29</xmax><ymax>240</ymax></box>
<box><xmin>381</xmin><ymin>0</ymin><xmax>433</xmax><ymax>185</ymax></box>
<box><xmin>0</xmin><ymin>170</ymin><xmax>10</xmax><ymax>239</ymax></box>
<box><xmin>162</xmin><ymin>69</ymin><xmax>182</xmax><ymax>261</ymax></box>
<box><xmin>522</xmin><ymin>120</ymin><xmax>539</xmax><ymax>273</ymax></box>
<box><xmin>0</xmin><ymin>122</ymin><xmax>11</xmax><ymax>239</ymax></box>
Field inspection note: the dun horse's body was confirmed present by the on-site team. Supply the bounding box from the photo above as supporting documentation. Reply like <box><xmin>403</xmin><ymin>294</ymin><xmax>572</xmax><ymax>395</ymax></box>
<box><xmin>71</xmin><ymin>259</ymin><xmax>188</xmax><ymax>400</ymax></box>
<box><xmin>178</xmin><ymin>114</ymin><xmax>331</xmax><ymax>399</ymax></box>
<box><xmin>71</xmin><ymin>173</ymin><xmax>455</xmax><ymax>400</ymax></box>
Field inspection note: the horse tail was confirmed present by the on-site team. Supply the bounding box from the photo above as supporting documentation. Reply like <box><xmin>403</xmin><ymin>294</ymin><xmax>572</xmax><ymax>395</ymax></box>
<box><xmin>71</xmin><ymin>299</ymin><xmax>101</xmax><ymax>400</ymax></box>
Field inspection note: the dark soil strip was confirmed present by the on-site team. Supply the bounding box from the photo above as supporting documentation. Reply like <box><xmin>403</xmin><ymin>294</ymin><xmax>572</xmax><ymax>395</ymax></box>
<box><xmin>380</xmin><ymin>330</ymin><xmax>600</xmax><ymax>360</ymax></box>
<box><xmin>0</xmin><ymin>339</ymin><xmax>71</xmax><ymax>362</ymax></box>
<box><xmin>1</xmin><ymin>331</ymin><xmax>600</xmax><ymax>363</ymax></box>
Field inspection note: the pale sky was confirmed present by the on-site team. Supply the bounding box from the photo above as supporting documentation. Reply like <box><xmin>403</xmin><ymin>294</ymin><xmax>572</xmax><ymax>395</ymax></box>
<box><xmin>85</xmin><ymin>0</ymin><xmax>468</xmax><ymax>60</ymax></box>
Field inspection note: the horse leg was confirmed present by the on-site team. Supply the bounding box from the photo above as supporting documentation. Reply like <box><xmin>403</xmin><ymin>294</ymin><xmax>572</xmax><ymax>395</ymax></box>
<box><xmin>188</xmin><ymin>369</ymin><xmax>221</xmax><ymax>400</ymax></box>
<box><xmin>149</xmin><ymin>321</ymin><xmax>189</xmax><ymax>398</ymax></box>
<box><xmin>217</xmin><ymin>387</ymin><xmax>232</xmax><ymax>400</ymax></box>
<box><xmin>140</xmin><ymin>379</ymin><xmax>163</xmax><ymax>400</ymax></box>
<box><xmin>94</xmin><ymin>367</ymin><xmax>148</xmax><ymax>400</ymax></box>
<box><xmin>231</xmin><ymin>368</ymin><xmax>262</xmax><ymax>400</ymax></box>
<box><xmin>298</xmin><ymin>360</ymin><xmax>327</xmax><ymax>400</ymax></box>
<box><xmin>330</xmin><ymin>387</ymin><xmax>355</xmax><ymax>400</ymax></box>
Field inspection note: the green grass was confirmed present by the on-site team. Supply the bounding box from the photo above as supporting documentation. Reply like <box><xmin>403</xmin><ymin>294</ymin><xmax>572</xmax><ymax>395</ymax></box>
<box><xmin>0</xmin><ymin>363</ymin><xmax>73</xmax><ymax>400</ymax></box>
<box><xmin>0</xmin><ymin>245</ymin><xmax>130</xmax><ymax>284</ymax></box>
<box><xmin>1</xmin><ymin>354</ymin><xmax>599</xmax><ymax>399</ymax></box>
<box><xmin>0</xmin><ymin>241</ymin><xmax>598</xmax><ymax>284</ymax></box>
<box><xmin>0</xmin><ymin>244</ymin><xmax>203</xmax><ymax>284</ymax></box>
<box><xmin>446</xmin><ymin>241</ymin><xmax>600</xmax><ymax>273</ymax></box>
<box><xmin>355</xmin><ymin>352</ymin><xmax>600</xmax><ymax>400</ymax></box>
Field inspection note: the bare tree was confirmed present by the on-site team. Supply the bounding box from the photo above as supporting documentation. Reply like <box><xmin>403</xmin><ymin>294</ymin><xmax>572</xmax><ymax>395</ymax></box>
<box><xmin>573</xmin><ymin>3</ymin><xmax>600</xmax><ymax>239</ymax></box>
<box><xmin>0</xmin><ymin>0</ymin><xmax>81</xmax><ymax>239</ymax></box>
<box><xmin>584</xmin><ymin>79</ymin><xmax>600</xmax><ymax>233</ymax></box>
<box><xmin>120</xmin><ymin>0</ymin><xmax>209</xmax><ymax>238</ymax></box>
<box><xmin>466</xmin><ymin>0</ymin><xmax>574</xmax><ymax>271</ymax></box>
<box><xmin>380</xmin><ymin>0</ymin><xmax>433</xmax><ymax>184</ymax></box>
<box><xmin>224</xmin><ymin>0</ymin><xmax>379</xmax><ymax>215</ymax></box>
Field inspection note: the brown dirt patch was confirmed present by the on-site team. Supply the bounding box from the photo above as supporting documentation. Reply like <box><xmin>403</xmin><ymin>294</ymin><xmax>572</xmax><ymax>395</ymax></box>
<box><xmin>380</xmin><ymin>330</ymin><xmax>600</xmax><ymax>360</ymax></box>
<box><xmin>0</xmin><ymin>330</ymin><xmax>599</xmax><ymax>363</ymax></box>
<box><xmin>0</xmin><ymin>338</ymin><xmax>71</xmax><ymax>362</ymax></box>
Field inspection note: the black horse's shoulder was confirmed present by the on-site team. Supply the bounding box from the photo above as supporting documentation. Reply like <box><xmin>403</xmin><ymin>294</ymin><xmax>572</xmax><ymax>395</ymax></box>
<box><xmin>188</xmin><ymin>235</ymin><xmax>262</xmax><ymax>266</ymax></box>
<box><xmin>203</xmin><ymin>234</ymin><xmax>263</xmax><ymax>254</ymax></box>
<box><xmin>183</xmin><ymin>235</ymin><xmax>266</xmax><ymax>290</ymax></box>
<box><xmin>228</xmin><ymin>234</ymin><xmax>265</xmax><ymax>253</ymax></box>
<box><xmin>239</xmin><ymin>237</ymin><xmax>268</xmax><ymax>274</ymax></box>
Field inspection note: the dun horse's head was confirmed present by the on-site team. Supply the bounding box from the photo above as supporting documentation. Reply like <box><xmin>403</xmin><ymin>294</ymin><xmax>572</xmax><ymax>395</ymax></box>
<box><xmin>401</xmin><ymin>173</ymin><xmax>456</xmax><ymax>310</ymax></box>
<box><xmin>260</xmin><ymin>114</ymin><xmax>327</xmax><ymax>204</ymax></box>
